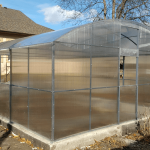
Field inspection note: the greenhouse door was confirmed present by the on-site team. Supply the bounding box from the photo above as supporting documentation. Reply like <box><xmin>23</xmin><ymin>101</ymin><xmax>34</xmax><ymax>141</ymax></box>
<box><xmin>120</xmin><ymin>26</ymin><xmax>139</xmax><ymax>122</ymax></box>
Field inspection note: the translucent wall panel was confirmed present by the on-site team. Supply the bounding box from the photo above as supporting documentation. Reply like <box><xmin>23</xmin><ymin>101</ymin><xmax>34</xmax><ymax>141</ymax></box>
<box><xmin>0</xmin><ymin>83</ymin><xmax>9</xmax><ymax>118</ymax></box>
<box><xmin>92</xmin><ymin>47</ymin><xmax>119</xmax><ymax>88</ymax></box>
<box><xmin>11</xmin><ymin>86</ymin><xmax>28</xmax><ymax>127</ymax></box>
<box><xmin>29</xmin><ymin>44</ymin><xmax>52</xmax><ymax>91</ymax></box>
<box><xmin>120</xmin><ymin>86</ymin><xmax>136</xmax><ymax>122</ymax></box>
<box><xmin>138</xmin><ymin>55</ymin><xmax>150</xmax><ymax>84</ymax></box>
<box><xmin>12</xmin><ymin>48</ymin><xmax>28</xmax><ymax>87</ymax></box>
<box><xmin>138</xmin><ymin>85</ymin><xmax>150</xmax><ymax>115</ymax></box>
<box><xmin>54</xmin><ymin>90</ymin><xmax>90</xmax><ymax>139</ymax></box>
<box><xmin>123</xmin><ymin>57</ymin><xmax>136</xmax><ymax>85</ymax></box>
<box><xmin>55</xmin><ymin>43</ymin><xmax>90</xmax><ymax>91</ymax></box>
<box><xmin>91</xmin><ymin>87</ymin><xmax>117</xmax><ymax>129</ymax></box>
<box><xmin>29</xmin><ymin>89</ymin><xmax>51</xmax><ymax>139</ymax></box>
<box><xmin>121</xmin><ymin>27</ymin><xmax>138</xmax><ymax>49</ymax></box>
<box><xmin>1</xmin><ymin>55</ymin><xmax>10</xmax><ymax>83</ymax></box>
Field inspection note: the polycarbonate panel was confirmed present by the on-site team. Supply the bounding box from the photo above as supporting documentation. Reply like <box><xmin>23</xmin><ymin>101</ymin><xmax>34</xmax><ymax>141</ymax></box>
<box><xmin>58</xmin><ymin>25</ymin><xmax>92</xmax><ymax>45</ymax></box>
<box><xmin>139</xmin><ymin>28</ymin><xmax>150</xmax><ymax>46</ymax></box>
<box><xmin>14</xmin><ymin>26</ymin><xmax>78</xmax><ymax>48</ymax></box>
<box><xmin>0</xmin><ymin>37</ymin><xmax>28</xmax><ymax>50</ymax></box>
<box><xmin>91</xmin><ymin>87</ymin><xmax>117</xmax><ymax>129</ymax></box>
<box><xmin>54</xmin><ymin>90</ymin><xmax>90</xmax><ymax>139</ymax></box>
<box><xmin>29</xmin><ymin>44</ymin><xmax>52</xmax><ymax>90</ymax></box>
<box><xmin>121</xmin><ymin>26</ymin><xmax>138</xmax><ymax>49</ymax></box>
<box><xmin>138</xmin><ymin>55</ymin><xmax>150</xmax><ymax>84</ymax></box>
<box><xmin>120</xmin><ymin>86</ymin><xmax>136</xmax><ymax>122</ymax></box>
<box><xmin>29</xmin><ymin>89</ymin><xmax>51</xmax><ymax>139</ymax></box>
<box><xmin>1</xmin><ymin>55</ymin><xmax>10</xmax><ymax>83</ymax></box>
<box><xmin>0</xmin><ymin>83</ymin><xmax>9</xmax><ymax>118</ymax></box>
<box><xmin>12</xmin><ymin>48</ymin><xmax>28</xmax><ymax>87</ymax></box>
<box><xmin>138</xmin><ymin>85</ymin><xmax>150</xmax><ymax>115</ymax></box>
<box><xmin>92</xmin><ymin>47</ymin><xmax>119</xmax><ymax>88</ymax></box>
<box><xmin>92</xmin><ymin>22</ymin><xmax>120</xmax><ymax>47</ymax></box>
<box><xmin>55</xmin><ymin>43</ymin><xmax>90</xmax><ymax>91</ymax></box>
<box><xmin>123</xmin><ymin>57</ymin><xmax>136</xmax><ymax>85</ymax></box>
<box><xmin>11</xmin><ymin>86</ymin><xmax>28</xmax><ymax>127</ymax></box>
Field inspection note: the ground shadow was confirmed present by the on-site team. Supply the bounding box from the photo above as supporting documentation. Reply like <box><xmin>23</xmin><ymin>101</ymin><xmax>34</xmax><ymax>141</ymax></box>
<box><xmin>111</xmin><ymin>134</ymin><xmax>150</xmax><ymax>150</ymax></box>
<box><xmin>0</xmin><ymin>123</ymin><xmax>12</xmax><ymax>146</ymax></box>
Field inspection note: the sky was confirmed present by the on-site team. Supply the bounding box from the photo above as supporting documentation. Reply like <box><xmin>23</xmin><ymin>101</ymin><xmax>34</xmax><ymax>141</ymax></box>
<box><xmin>0</xmin><ymin>0</ymin><xmax>79</xmax><ymax>31</ymax></box>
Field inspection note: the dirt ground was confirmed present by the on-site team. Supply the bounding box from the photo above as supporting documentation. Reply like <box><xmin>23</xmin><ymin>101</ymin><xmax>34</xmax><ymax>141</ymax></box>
<box><xmin>0</xmin><ymin>125</ymin><xmax>43</xmax><ymax>150</ymax></box>
<box><xmin>74</xmin><ymin>132</ymin><xmax>150</xmax><ymax>150</ymax></box>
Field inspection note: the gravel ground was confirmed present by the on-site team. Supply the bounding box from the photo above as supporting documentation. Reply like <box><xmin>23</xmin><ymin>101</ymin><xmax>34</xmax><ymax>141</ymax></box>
<box><xmin>0</xmin><ymin>125</ymin><xmax>43</xmax><ymax>150</ymax></box>
<box><xmin>74</xmin><ymin>132</ymin><xmax>150</xmax><ymax>150</ymax></box>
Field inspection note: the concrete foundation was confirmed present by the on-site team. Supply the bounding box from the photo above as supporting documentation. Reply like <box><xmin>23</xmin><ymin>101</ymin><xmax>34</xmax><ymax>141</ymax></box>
<box><xmin>0</xmin><ymin>116</ymin><xmax>139</xmax><ymax>150</ymax></box>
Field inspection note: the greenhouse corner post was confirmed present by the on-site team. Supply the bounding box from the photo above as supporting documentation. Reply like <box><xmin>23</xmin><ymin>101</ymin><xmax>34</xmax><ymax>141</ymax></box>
<box><xmin>0</xmin><ymin>55</ymin><xmax>1</xmax><ymax>82</ymax></box>
<box><xmin>9</xmin><ymin>48</ymin><xmax>12</xmax><ymax>123</ymax></box>
<box><xmin>136</xmin><ymin>29</ymin><xmax>139</xmax><ymax>120</ymax></box>
<box><xmin>51</xmin><ymin>42</ymin><xmax>55</xmax><ymax>141</ymax></box>
<box><xmin>28</xmin><ymin>47</ymin><xmax>29</xmax><ymax>128</ymax></box>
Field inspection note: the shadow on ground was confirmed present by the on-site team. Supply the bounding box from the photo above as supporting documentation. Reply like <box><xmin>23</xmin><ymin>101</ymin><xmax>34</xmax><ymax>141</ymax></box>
<box><xmin>0</xmin><ymin>123</ymin><xmax>12</xmax><ymax>146</ymax></box>
<box><xmin>111</xmin><ymin>134</ymin><xmax>150</xmax><ymax>150</ymax></box>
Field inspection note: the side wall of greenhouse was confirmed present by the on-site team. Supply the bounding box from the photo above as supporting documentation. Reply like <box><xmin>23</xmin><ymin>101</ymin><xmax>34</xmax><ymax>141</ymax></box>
<box><xmin>53</xmin><ymin>21</ymin><xmax>120</xmax><ymax>140</ymax></box>
<box><xmin>0</xmin><ymin>50</ymin><xmax>10</xmax><ymax>119</ymax></box>
<box><xmin>138</xmin><ymin>27</ymin><xmax>150</xmax><ymax>115</ymax></box>
<box><xmin>1</xmin><ymin>44</ymin><xmax>53</xmax><ymax>140</ymax></box>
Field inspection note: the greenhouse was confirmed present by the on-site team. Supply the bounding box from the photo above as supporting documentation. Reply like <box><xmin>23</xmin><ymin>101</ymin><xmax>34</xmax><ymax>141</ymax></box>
<box><xmin>0</xmin><ymin>19</ymin><xmax>150</xmax><ymax>141</ymax></box>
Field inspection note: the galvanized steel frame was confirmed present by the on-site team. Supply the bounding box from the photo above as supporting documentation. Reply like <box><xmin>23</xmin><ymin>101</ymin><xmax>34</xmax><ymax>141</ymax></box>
<box><xmin>51</xmin><ymin>42</ymin><xmax>55</xmax><ymax>141</ymax></box>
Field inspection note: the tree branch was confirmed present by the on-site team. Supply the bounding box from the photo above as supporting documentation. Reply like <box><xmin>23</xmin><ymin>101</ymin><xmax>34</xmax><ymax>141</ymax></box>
<box><xmin>118</xmin><ymin>0</ymin><xmax>128</xmax><ymax>19</ymax></box>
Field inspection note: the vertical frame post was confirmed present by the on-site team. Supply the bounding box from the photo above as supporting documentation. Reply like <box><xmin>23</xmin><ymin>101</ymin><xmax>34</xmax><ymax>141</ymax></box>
<box><xmin>28</xmin><ymin>47</ymin><xmax>29</xmax><ymax>128</ymax></box>
<box><xmin>9</xmin><ymin>49</ymin><xmax>12</xmax><ymax>123</ymax></box>
<box><xmin>123</xmin><ymin>56</ymin><xmax>125</xmax><ymax>86</ymax></box>
<box><xmin>117</xmin><ymin>48</ymin><xmax>120</xmax><ymax>124</ymax></box>
<box><xmin>51</xmin><ymin>42</ymin><xmax>55</xmax><ymax>141</ymax></box>
<box><xmin>0</xmin><ymin>55</ymin><xmax>1</xmax><ymax>82</ymax></box>
<box><xmin>89</xmin><ymin>43</ymin><xmax>92</xmax><ymax>130</ymax></box>
<box><xmin>89</xmin><ymin>25</ymin><xmax>93</xmax><ymax>130</ymax></box>
<box><xmin>117</xmin><ymin>23</ymin><xmax>121</xmax><ymax>124</ymax></box>
<box><xmin>136</xmin><ymin>57</ymin><xmax>139</xmax><ymax>119</ymax></box>
<box><xmin>136</xmin><ymin>29</ymin><xmax>139</xmax><ymax>120</ymax></box>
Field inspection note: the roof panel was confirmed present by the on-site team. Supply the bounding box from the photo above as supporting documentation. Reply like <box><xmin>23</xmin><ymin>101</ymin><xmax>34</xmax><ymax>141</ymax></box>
<box><xmin>12</xmin><ymin>26</ymin><xmax>78</xmax><ymax>48</ymax></box>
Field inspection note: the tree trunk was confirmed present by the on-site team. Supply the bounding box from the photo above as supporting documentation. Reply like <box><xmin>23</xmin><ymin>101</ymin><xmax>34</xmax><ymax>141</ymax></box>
<box><xmin>112</xmin><ymin>0</ymin><xmax>116</xmax><ymax>19</ymax></box>
<box><xmin>103</xmin><ymin>0</ymin><xmax>107</xmax><ymax>19</ymax></box>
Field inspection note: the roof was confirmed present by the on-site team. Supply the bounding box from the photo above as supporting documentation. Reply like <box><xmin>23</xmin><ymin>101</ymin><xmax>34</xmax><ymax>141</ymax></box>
<box><xmin>0</xmin><ymin>19</ymin><xmax>150</xmax><ymax>50</ymax></box>
<box><xmin>0</xmin><ymin>6</ymin><xmax>53</xmax><ymax>35</ymax></box>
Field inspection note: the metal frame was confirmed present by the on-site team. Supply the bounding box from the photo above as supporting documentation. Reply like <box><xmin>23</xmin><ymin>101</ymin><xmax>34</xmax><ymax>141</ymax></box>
<box><xmin>9</xmin><ymin>49</ymin><xmax>12</xmax><ymax>123</ymax></box>
<box><xmin>0</xmin><ymin>55</ymin><xmax>1</xmax><ymax>82</ymax></box>
<box><xmin>28</xmin><ymin>47</ymin><xmax>30</xmax><ymax>128</ymax></box>
<box><xmin>51</xmin><ymin>42</ymin><xmax>55</xmax><ymax>141</ymax></box>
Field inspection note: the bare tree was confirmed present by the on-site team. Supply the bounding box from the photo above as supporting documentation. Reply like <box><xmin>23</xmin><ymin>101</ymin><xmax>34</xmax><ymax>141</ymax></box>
<box><xmin>55</xmin><ymin>0</ymin><xmax>150</xmax><ymax>25</ymax></box>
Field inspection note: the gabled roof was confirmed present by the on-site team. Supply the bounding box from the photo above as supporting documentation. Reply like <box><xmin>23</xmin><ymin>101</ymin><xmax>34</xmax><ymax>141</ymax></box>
<box><xmin>0</xmin><ymin>6</ymin><xmax>53</xmax><ymax>35</ymax></box>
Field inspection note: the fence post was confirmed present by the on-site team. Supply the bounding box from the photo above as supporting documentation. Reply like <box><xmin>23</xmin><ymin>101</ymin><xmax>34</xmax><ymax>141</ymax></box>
<box><xmin>51</xmin><ymin>42</ymin><xmax>55</xmax><ymax>141</ymax></box>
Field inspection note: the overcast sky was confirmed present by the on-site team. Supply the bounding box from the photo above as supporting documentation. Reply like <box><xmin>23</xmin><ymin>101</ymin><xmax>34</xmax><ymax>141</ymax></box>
<box><xmin>0</xmin><ymin>0</ymin><xmax>79</xmax><ymax>31</ymax></box>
